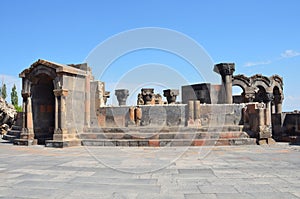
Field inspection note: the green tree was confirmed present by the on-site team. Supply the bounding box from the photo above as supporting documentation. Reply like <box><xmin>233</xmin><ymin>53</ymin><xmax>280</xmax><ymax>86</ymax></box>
<box><xmin>1</xmin><ymin>83</ymin><xmax>7</xmax><ymax>99</ymax></box>
<box><xmin>11</xmin><ymin>84</ymin><xmax>18</xmax><ymax>106</ymax></box>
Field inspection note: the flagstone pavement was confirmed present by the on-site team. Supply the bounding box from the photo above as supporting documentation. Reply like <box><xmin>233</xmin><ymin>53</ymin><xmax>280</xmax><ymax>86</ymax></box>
<box><xmin>0</xmin><ymin>139</ymin><xmax>300</xmax><ymax>199</ymax></box>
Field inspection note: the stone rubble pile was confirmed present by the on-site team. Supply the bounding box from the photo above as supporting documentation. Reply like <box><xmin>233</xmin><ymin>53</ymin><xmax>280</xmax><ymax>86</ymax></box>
<box><xmin>0</xmin><ymin>97</ymin><xmax>17</xmax><ymax>135</ymax></box>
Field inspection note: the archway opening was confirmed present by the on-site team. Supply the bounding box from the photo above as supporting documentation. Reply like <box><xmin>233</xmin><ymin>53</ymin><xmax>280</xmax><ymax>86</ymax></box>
<box><xmin>232</xmin><ymin>85</ymin><xmax>245</xmax><ymax>103</ymax></box>
<box><xmin>254</xmin><ymin>86</ymin><xmax>268</xmax><ymax>103</ymax></box>
<box><xmin>31</xmin><ymin>74</ymin><xmax>55</xmax><ymax>145</ymax></box>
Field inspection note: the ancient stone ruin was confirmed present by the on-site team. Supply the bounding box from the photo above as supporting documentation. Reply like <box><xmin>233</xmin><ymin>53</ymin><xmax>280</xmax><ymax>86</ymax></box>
<box><xmin>0</xmin><ymin>97</ymin><xmax>17</xmax><ymax>136</ymax></box>
<box><xmin>4</xmin><ymin>59</ymin><xmax>298</xmax><ymax>147</ymax></box>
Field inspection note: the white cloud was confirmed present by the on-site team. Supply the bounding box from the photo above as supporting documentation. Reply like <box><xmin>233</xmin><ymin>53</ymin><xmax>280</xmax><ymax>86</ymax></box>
<box><xmin>244</xmin><ymin>49</ymin><xmax>300</xmax><ymax>67</ymax></box>
<box><xmin>244</xmin><ymin>60</ymin><xmax>272</xmax><ymax>67</ymax></box>
<box><xmin>280</xmin><ymin>50</ymin><xmax>300</xmax><ymax>58</ymax></box>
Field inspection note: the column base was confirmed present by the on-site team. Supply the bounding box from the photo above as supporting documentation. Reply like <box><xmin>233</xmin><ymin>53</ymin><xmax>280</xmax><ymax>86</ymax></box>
<box><xmin>258</xmin><ymin>138</ymin><xmax>276</xmax><ymax>145</ymax></box>
<box><xmin>13</xmin><ymin>139</ymin><xmax>37</xmax><ymax>146</ymax></box>
<box><xmin>45</xmin><ymin>139</ymin><xmax>81</xmax><ymax>148</ymax></box>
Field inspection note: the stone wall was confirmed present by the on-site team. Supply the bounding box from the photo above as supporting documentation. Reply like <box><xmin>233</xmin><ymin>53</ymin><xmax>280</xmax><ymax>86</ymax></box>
<box><xmin>97</xmin><ymin>104</ymin><xmax>244</xmax><ymax>128</ymax></box>
<box><xmin>97</xmin><ymin>105</ymin><xmax>186</xmax><ymax>128</ymax></box>
<box><xmin>198</xmin><ymin>104</ymin><xmax>244</xmax><ymax>126</ymax></box>
<box><xmin>64</xmin><ymin>75</ymin><xmax>86</xmax><ymax>133</ymax></box>
<box><xmin>272</xmin><ymin>112</ymin><xmax>300</xmax><ymax>140</ymax></box>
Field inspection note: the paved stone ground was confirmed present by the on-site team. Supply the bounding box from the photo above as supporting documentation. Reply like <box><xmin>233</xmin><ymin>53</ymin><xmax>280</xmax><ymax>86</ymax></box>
<box><xmin>0</xmin><ymin>139</ymin><xmax>300</xmax><ymax>199</ymax></box>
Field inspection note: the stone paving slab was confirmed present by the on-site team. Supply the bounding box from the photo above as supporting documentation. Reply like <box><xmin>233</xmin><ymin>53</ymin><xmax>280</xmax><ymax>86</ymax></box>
<box><xmin>0</xmin><ymin>139</ymin><xmax>300</xmax><ymax>198</ymax></box>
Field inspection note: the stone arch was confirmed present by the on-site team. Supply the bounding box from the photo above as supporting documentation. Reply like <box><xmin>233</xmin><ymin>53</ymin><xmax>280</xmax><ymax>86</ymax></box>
<box><xmin>250</xmin><ymin>74</ymin><xmax>272</xmax><ymax>93</ymax></box>
<box><xmin>27</xmin><ymin>65</ymin><xmax>57</xmax><ymax>83</ymax></box>
<box><xmin>233</xmin><ymin>75</ymin><xmax>250</xmax><ymax>90</ymax></box>
<box><xmin>233</xmin><ymin>75</ymin><xmax>255</xmax><ymax>102</ymax></box>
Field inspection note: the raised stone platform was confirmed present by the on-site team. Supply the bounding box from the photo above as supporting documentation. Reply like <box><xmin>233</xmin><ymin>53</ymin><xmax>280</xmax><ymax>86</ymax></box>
<box><xmin>79</xmin><ymin>126</ymin><xmax>257</xmax><ymax>147</ymax></box>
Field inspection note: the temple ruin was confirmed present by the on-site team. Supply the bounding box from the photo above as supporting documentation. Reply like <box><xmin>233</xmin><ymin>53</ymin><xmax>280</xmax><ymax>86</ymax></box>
<box><xmin>4</xmin><ymin>59</ymin><xmax>298</xmax><ymax>147</ymax></box>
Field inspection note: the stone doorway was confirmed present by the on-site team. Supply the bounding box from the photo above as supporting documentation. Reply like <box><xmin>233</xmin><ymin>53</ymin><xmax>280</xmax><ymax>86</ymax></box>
<box><xmin>31</xmin><ymin>74</ymin><xmax>55</xmax><ymax>144</ymax></box>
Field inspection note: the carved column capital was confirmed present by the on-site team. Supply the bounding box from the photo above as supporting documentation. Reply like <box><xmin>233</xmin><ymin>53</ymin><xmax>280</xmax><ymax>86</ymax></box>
<box><xmin>213</xmin><ymin>63</ymin><xmax>235</xmax><ymax>76</ymax></box>
<box><xmin>265</xmin><ymin>93</ymin><xmax>274</xmax><ymax>102</ymax></box>
<box><xmin>141</xmin><ymin>88</ymin><xmax>154</xmax><ymax>105</ymax></box>
<box><xmin>244</xmin><ymin>92</ymin><xmax>255</xmax><ymax>102</ymax></box>
<box><xmin>53</xmin><ymin>89</ymin><xmax>69</xmax><ymax>97</ymax></box>
<box><xmin>21</xmin><ymin>91</ymin><xmax>31</xmax><ymax>99</ymax></box>
<box><xmin>163</xmin><ymin>89</ymin><xmax>179</xmax><ymax>104</ymax></box>
<box><xmin>103</xmin><ymin>91</ymin><xmax>110</xmax><ymax>105</ymax></box>
<box><xmin>115</xmin><ymin>89</ymin><xmax>129</xmax><ymax>106</ymax></box>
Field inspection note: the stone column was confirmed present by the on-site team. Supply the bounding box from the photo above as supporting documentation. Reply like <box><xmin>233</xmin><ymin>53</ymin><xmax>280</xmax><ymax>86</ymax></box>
<box><xmin>53</xmin><ymin>89</ymin><xmax>69</xmax><ymax>139</ymax></box>
<box><xmin>214</xmin><ymin>63</ymin><xmax>235</xmax><ymax>104</ymax></box>
<box><xmin>274</xmin><ymin>94</ymin><xmax>283</xmax><ymax>114</ymax></box>
<box><xmin>194</xmin><ymin>100</ymin><xmax>201</xmax><ymax>126</ymax></box>
<box><xmin>129</xmin><ymin>107</ymin><xmax>135</xmax><ymax>123</ymax></box>
<box><xmin>115</xmin><ymin>89</ymin><xmax>129</xmax><ymax>106</ymax></box>
<box><xmin>163</xmin><ymin>89</ymin><xmax>179</xmax><ymax>104</ymax></box>
<box><xmin>265</xmin><ymin>93</ymin><xmax>273</xmax><ymax>126</ymax></box>
<box><xmin>135</xmin><ymin>106</ymin><xmax>142</xmax><ymax>126</ymax></box>
<box><xmin>54</xmin><ymin>95</ymin><xmax>58</xmax><ymax>130</ymax></box>
<box><xmin>187</xmin><ymin>100</ymin><xmax>194</xmax><ymax>126</ymax></box>
<box><xmin>20</xmin><ymin>92</ymin><xmax>34</xmax><ymax>141</ymax></box>
<box><xmin>141</xmin><ymin>88</ymin><xmax>154</xmax><ymax>105</ymax></box>
<box><xmin>188</xmin><ymin>100</ymin><xmax>194</xmax><ymax>121</ymax></box>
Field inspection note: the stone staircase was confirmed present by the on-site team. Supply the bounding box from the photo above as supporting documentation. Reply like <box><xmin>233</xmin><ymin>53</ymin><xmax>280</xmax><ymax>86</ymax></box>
<box><xmin>2</xmin><ymin>125</ymin><xmax>22</xmax><ymax>142</ymax></box>
<box><xmin>2</xmin><ymin>112</ymin><xmax>22</xmax><ymax>143</ymax></box>
<box><xmin>80</xmin><ymin>125</ymin><xmax>257</xmax><ymax>147</ymax></box>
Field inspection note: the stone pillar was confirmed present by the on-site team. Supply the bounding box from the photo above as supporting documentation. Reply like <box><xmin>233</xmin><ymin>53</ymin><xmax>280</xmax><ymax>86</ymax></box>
<box><xmin>54</xmin><ymin>96</ymin><xmax>58</xmax><ymax>130</ymax></box>
<box><xmin>276</xmin><ymin>103</ymin><xmax>282</xmax><ymax>114</ymax></box>
<box><xmin>135</xmin><ymin>106</ymin><xmax>142</xmax><ymax>126</ymax></box>
<box><xmin>194</xmin><ymin>100</ymin><xmax>201</xmax><ymax>126</ymax></box>
<box><xmin>19</xmin><ymin>92</ymin><xmax>35</xmax><ymax>142</ymax></box>
<box><xmin>214</xmin><ymin>63</ymin><xmax>235</xmax><ymax>104</ymax></box>
<box><xmin>187</xmin><ymin>100</ymin><xmax>194</xmax><ymax>126</ymax></box>
<box><xmin>141</xmin><ymin>88</ymin><xmax>154</xmax><ymax>105</ymax></box>
<box><xmin>274</xmin><ymin>94</ymin><xmax>283</xmax><ymax>114</ymax></box>
<box><xmin>53</xmin><ymin>89</ymin><xmax>69</xmax><ymax>137</ymax></box>
<box><xmin>129</xmin><ymin>107</ymin><xmax>135</xmax><ymax>123</ymax></box>
<box><xmin>265</xmin><ymin>93</ymin><xmax>273</xmax><ymax>127</ymax></box>
<box><xmin>258</xmin><ymin>106</ymin><xmax>265</xmax><ymax>127</ymax></box>
<box><xmin>115</xmin><ymin>89</ymin><xmax>129</xmax><ymax>106</ymax></box>
<box><xmin>163</xmin><ymin>89</ymin><xmax>179</xmax><ymax>104</ymax></box>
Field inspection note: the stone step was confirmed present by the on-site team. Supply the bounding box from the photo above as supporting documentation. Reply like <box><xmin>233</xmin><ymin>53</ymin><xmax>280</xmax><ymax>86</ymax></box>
<box><xmin>79</xmin><ymin>131</ymin><xmax>250</xmax><ymax>140</ymax></box>
<box><xmin>2</xmin><ymin>134</ymin><xmax>17</xmax><ymax>142</ymax></box>
<box><xmin>6</xmin><ymin>130</ymin><xmax>21</xmax><ymax>137</ymax></box>
<box><xmin>11</xmin><ymin>125</ymin><xmax>22</xmax><ymax>131</ymax></box>
<box><xmin>81</xmin><ymin>138</ymin><xmax>257</xmax><ymax>147</ymax></box>
<box><xmin>86</xmin><ymin>125</ymin><xmax>244</xmax><ymax>133</ymax></box>
<box><xmin>2</xmin><ymin>128</ymin><xmax>22</xmax><ymax>142</ymax></box>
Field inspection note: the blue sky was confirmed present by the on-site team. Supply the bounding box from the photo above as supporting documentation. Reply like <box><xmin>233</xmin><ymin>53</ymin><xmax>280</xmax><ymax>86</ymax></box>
<box><xmin>0</xmin><ymin>0</ymin><xmax>299</xmax><ymax>110</ymax></box>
